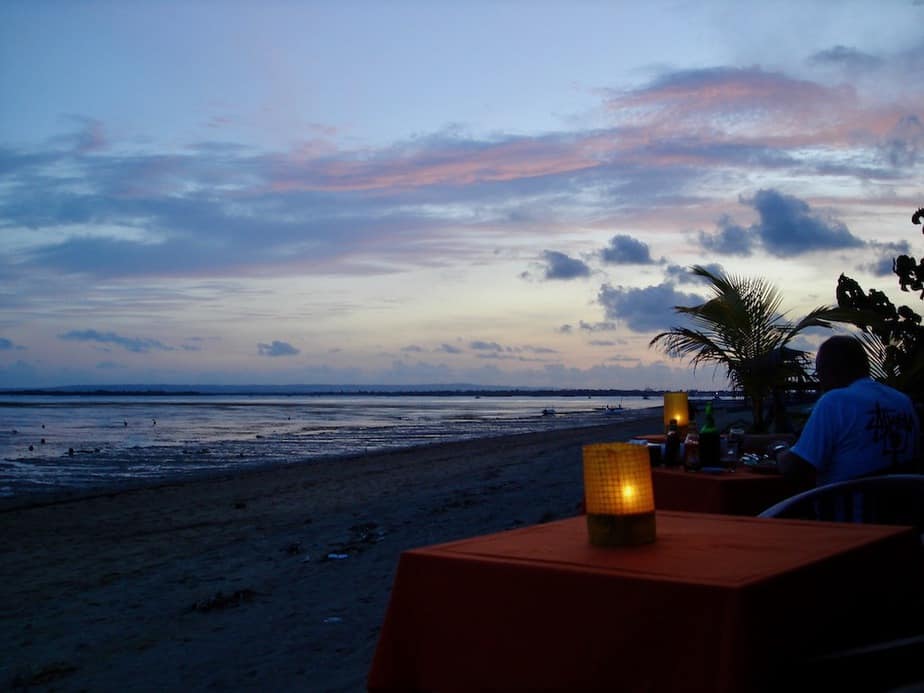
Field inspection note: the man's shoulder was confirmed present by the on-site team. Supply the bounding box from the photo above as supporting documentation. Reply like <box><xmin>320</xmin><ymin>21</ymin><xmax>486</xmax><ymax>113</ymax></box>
<box><xmin>816</xmin><ymin>379</ymin><xmax>904</xmax><ymax>406</ymax></box>
<box><xmin>852</xmin><ymin>377</ymin><xmax>909</xmax><ymax>397</ymax></box>
<box><xmin>849</xmin><ymin>378</ymin><xmax>916</xmax><ymax>411</ymax></box>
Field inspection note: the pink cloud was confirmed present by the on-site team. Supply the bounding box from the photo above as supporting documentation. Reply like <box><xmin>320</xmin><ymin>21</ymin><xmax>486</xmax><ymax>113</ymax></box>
<box><xmin>253</xmin><ymin>66</ymin><xmax>922</xmax><ymax>195</ymax></box>
<box><xmin>268</xmin><ymin>136</ymin><xmax>602</xmax><ymax>192</ymax></box>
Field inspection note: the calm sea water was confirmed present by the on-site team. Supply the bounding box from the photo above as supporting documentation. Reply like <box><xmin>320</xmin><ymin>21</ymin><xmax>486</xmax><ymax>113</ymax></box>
<box><xmin>0</xmin><ymin>394</ymin><xmax>658</xmax><ymax>497</ymax></box>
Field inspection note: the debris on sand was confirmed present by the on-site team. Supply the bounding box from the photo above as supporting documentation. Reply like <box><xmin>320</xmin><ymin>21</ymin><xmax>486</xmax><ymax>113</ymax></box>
<box><xmin>189</xmin><ymin>589</ymin><xmax>258</xmax><ymax>613</ymax></box>
<box><xmin>11</xmin><ymin>661</ymin><xmax>78</xmax><ymax>687</ymax></box>
<box><xmin>321</xmin><ymin>522</ymin><xmax>386</xmax><ymax>560</ymax></box>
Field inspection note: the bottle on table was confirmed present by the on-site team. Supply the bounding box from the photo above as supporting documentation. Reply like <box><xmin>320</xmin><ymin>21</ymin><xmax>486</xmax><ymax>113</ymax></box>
<box><xmin>698</xmin><ymin>401</ymin><xmax>721</xmax><ymax>468</ymax></box>
<box><xmin>663</xmin><ymin>418</ymin><xmax>681</xmax><ymax>466</ymax></box>
<box><xmin>683</xmin><ymin>431</ymin><xmax>700</xmax><ymax>471</ymax></box>
<box><xmin>726</xmin><ymin>426</ymin><xmax>745</xmax><ymax>461</ymax></box>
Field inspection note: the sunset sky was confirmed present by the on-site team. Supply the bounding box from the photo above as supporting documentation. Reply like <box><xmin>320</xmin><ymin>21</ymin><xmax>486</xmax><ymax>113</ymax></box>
<box><xmin>2</xmin><ymin>1</ymin><xmax>923</xmax><ymax>389</ymax></box>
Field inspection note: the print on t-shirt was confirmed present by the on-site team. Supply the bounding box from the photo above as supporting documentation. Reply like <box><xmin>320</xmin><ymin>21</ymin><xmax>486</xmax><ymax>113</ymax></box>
<box><xmin>865</xmin><ymin>401</ymin><xmax>916</xmax><ymax>464</ymax></box>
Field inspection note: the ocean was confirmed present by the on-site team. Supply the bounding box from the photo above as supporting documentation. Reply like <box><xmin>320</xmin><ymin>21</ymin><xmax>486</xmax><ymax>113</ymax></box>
<box><xmin>0</xmin><ymin>393</ymin><xmax>658</xmax><ymax>498</ymax></box>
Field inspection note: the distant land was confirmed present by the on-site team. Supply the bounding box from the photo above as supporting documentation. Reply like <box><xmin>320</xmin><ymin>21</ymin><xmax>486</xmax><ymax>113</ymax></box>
<box><xmin>0</xmin><ymin>384</ymin><xmax>737</xmax><ymax>398</ymax></box>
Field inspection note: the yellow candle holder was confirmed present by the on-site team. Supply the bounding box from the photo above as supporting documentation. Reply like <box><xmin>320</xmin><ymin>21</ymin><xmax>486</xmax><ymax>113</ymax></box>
<box><xmin>663</xmin><ymin>392</ymin><xmax>689</xmax><ymax>436</ymax></box>
<box><xmin>583</xmin><ymin>443</ymin><xmax>656</xmax><ymax>547</ymax></box>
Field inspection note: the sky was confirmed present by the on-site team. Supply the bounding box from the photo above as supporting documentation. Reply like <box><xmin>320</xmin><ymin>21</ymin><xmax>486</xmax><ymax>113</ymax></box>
<box><xmin>2</xmin><ymin>0</ymin><xmax>923</xmax><ymax>390</ymax></box>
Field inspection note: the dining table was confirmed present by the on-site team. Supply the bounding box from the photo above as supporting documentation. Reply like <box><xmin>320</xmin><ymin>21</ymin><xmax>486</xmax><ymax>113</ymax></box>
<box><xmin>651</xmin><ymin>465</ymin><xmax>808</xmax><ymax>515</ymax></box>
<box><xmin>632</xmin><ymin>433</ymin><xmax>804</xmax><ymax>515</ymax></box>
<box><xmin>367</xmin><ymin>511</ymin><xmax>920</xmax><ymax>693</ymax></box>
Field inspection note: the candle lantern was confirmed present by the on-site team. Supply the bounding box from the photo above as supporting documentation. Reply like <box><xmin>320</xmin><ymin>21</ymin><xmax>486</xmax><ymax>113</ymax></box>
<box><xmin>663</xmin><ymin>392</ymin><xmax>689</xmax><ymax>435</ymax></box>
<box><xmin>583</xmin><ymin>443</ymin><xmax>656</xmax><ymax>547</ymax></box>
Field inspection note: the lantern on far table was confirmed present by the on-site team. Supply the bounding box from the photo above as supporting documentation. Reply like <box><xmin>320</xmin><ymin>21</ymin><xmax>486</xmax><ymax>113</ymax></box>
<box><xmin>663</xmin><ymin>391</ymin><xmax>689</xmax><ymax>436</ymax></box>
<box><xmin>583</xmin><ymin>443</ymin><xmax>656</xmax><ymax>547</ymax></box>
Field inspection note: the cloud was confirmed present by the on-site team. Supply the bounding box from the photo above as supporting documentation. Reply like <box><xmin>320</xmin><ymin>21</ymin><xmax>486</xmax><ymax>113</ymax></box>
<box><xmin>697</xmin><ymin>216</ymin><xmax>754</xmax><ymax>256</ymax></box>
<box><xmin>459</xmin><ymin>340</ymin><xmax>558</xmax><ymax>361</ymax></box>
<box><xmin>808</xmin><ymin>45</ymin><xmax>884</xmax><ymax>72</ymax></box>
<box><xmin>539</xmin><ymin>250</ymin><xmax>591</xmax><ymax>280</ymax></box>
<box><xmin>600</xmin><ymin>234</ymin><xmax>658</xmax><ymax>264</ymax></box>
<box><xmin>664</xmin><ymin>263</ymin><xmax>724</xmax><ymax>284</ymax></box>
<box><xmin>697</xmin><ymin>189</ymin><xmax>864</xmax><ymax>257</ymax></box>
<box><xmin>438</xmin><ymin>343</ymin><xmax>462</xmax><ymax>354</ymax></box>
<box><xmin>597</xmin><ymin>282</ymin><xmax>703</xmax><ymax>333</ymax></box>
<box><xmin>880</xmin><ymin>115</ymin><xmax>923</xmax><ymax>167</ymax></box>
<box><xmin>861</xmin><ymin>240</ymin><xmax>912</xmax><ymax>276</ymax></box>
<box><xmin>1</xmin><ymin>59</ymin><xmax>913</xmax><ymax>289</ymax></box>
<box><xmin>0</xmin><ymin>337</ymin><xmax>22</xmax><ymax>350</ymax></box>
<box><xmin>746</xmin><ymin>189</ymin><xmax>865</xmax><ymax>256</ymax></box>
<box><xmin>470</xmin><ymin>340</ymin><xmax>503</xmax><ymax>352</ymax></box>
<box><xmin>257</xmin><ymin>340</ymin><xmax>300</xmax><ymax>357</ymax></box>
<box><xmin>579</xmin><ymin>320</ymin><xmax>619</xmax><ymax>332</ymax></box>
<box><xmin>58</xmin><ymin>329</ymin><xmax>175</xmax><ymax>353</ymax></box>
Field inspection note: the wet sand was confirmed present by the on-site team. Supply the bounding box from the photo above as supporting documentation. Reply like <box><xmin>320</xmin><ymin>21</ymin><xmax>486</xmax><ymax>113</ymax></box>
<box><xmin>0</xmin><ymin>412</ymin><xmax>675</xmax><ymax>692</ymax></box>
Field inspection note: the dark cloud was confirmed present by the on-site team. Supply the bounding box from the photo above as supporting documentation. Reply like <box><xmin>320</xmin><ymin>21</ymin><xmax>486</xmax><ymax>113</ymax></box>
<box><xmin>597</xmin><ymin>282</ymin><xmax>703</xmax><ymax>333</ymax></box>
<box><xmin>600</xmin><ymin>234</ymin><xmax>657</xmax><ymax>264</ymax></box>
<box><xmin>861</xmin><ymin>240</ymin><xmax>912</xmax><ymax>276</ymax></box>
<box><xmin>664</xmin><ymin>263</ymin><xmax>724</xmax><ymax>284</ymax></box>
<box><xmin>880</xmin><ymin>115</ymin><xmax>923</xmax><ymax>168</ymax></box>
<box><xmin>698</xmin><ymin>189</ymin><xmax>864</xmax><ymax>258</ymax></box>
<box><xmin>523</xmin><ymin>345</ymin><xmax>558</xmax><ymax>354</ymax></box>
<box><xmin>0</xmin><ymin>338</ymin><xmax>18</xmax><ymax>350</ymax></box>
<box><xmin>58</xmin><ymin>329</ymin><xmax>174</xmax><ymax>353</ymax></box>
<box><xmin>540</xmin><ymin>250</ymin><xmax>591</xmax><ymax>280</ymax></box>
<box><xmin>746</xmin><ymin>189</ymin><xmax>864</xmax><ymax>256</ymax></box>
<box><xmin>470</xmin><ymin>340</ymin><xmax>503</xmax><ymax>352</ymax></box>
<box><xmin>697</xmin><ymin>215</ymin><xmax>754</xmax><ymax>256</ymax></box>
<box><xmin>579</xmin><ymin>320</ymin><xmax>619</xmax><ymax>332</ymax></box>
<box><xmin>438</xmin><ymin>343</ymin><xmax>463</xmax><ymax>354</ymax></box>
<box><xmin>257</xmin><ymin>340</ymin><xmax>300</xmax><ymax>357</ymax></box>
<box><xmin>808</xmin><ymin>45</ymin><xmax>883</xmax><ymax>72</ymax></box>
<box><xmin>401</xmin><ymin>345</ymin><xmax>424</xmax><ymax>352</ymax></box>
<box><xmin>461</xmin><ymin>341</ymin><xmax>556</xmax><ymax>360</ymax></box>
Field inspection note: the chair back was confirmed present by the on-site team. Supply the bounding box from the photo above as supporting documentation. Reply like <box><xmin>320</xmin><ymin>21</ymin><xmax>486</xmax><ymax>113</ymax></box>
<box><xmin>757</xmin><ymin>475</ymin><xmax>924</xmax><ymax>537</ymax></box>
<box><xmin>758</xmin><ymin>475</ymin><xmax>924</xmax><ymax>690</ymax></box>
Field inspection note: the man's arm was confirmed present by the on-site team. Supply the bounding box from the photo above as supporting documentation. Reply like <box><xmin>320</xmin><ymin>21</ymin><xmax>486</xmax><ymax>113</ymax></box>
<box><xmin>776</xmin><ymin>448</ymin><xmax>817</xmax><ymax>486</ymax></box>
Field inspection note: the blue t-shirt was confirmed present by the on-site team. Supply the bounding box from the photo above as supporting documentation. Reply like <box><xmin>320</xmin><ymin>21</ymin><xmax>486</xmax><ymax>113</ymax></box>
<box><xmin>791</xmin><ymin>378</ymin><xmax>919</xmax><ymax>485</ymax></box>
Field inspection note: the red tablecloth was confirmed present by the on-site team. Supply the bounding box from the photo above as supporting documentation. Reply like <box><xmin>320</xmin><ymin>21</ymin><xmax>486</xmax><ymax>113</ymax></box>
<box><xmin>652</xmin><ymin>466</ymin><xmax>807</xmax><ymax>515</ymax></box>
<box><xmin>368</xmin><ymin>512</ymin><xmax>919</xmax><ymax>693</ymax></box>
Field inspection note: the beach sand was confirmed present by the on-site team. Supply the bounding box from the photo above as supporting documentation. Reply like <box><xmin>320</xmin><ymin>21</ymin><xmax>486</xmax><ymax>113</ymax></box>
<box><xmin>1</xmin><ymin>412</ymin><xmax>671</xmax><ymax>692</ymax></box>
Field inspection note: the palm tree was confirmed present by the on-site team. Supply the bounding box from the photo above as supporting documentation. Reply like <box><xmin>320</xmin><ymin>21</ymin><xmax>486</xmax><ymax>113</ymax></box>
<box><xmin>649</xmin><ymin>266</ymin><xmax>839</xmax><ymax>432</ymax></box>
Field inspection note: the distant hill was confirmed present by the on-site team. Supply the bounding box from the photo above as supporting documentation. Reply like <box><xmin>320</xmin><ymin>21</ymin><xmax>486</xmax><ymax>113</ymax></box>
<box><xmin>0</xmin><ymin>383</ymin><xmax>736</xmax><ymax>398</ymax></box>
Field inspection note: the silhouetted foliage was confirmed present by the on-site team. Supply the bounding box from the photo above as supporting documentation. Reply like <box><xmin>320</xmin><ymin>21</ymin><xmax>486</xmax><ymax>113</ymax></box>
<box><xmin>650</xmin><ymin>266</ymin><xmax>839</xmax><ymax>432</ymax></box>
<box><xmin>830</xmin><ymin>208</ymin><xmax>924</xmax><ymax>404</ymax></box>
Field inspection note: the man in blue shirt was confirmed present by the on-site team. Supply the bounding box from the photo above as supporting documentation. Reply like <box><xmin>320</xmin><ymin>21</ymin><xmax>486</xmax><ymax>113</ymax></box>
<box><xmin>778</xmin><ymin>335</ymin><xmax>920</xmax><ymax>486</ymax></box>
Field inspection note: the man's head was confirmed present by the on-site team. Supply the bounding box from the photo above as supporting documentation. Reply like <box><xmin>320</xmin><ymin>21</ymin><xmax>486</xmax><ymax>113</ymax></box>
<box><xmin>815</xmin><ymin>335</ymin><xmax>869</xmax><ymax>392</ymax></box>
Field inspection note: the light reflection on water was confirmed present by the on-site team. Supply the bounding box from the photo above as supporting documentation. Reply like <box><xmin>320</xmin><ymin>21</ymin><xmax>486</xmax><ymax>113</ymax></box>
<box><xmin>0</xmin><ymin>394</ymin><xmax>658</xmax><ymax>497</ymax></box>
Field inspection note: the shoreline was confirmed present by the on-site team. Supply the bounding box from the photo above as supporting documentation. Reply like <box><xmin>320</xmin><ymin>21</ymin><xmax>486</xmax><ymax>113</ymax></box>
<box><xmin>0</xmin><ymin>408</ymin><xmax>660</xmax><ymax>512</ymax></box>
<box><xmin>1</xmin><ymin>413</ymin><xmax>664</xmax><ymax>691</ymax></box>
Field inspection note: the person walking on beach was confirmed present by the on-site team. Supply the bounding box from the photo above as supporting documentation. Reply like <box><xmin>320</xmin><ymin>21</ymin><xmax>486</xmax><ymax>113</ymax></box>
<box><xmin>778</xmin><ymin>335</ymin><xmax>920</xmax><ymax>486</ymax></box>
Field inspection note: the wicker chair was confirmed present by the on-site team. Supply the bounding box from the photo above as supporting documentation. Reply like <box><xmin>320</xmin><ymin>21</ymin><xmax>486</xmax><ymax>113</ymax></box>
<box><xmin>757</xmin><ymin>474</ymin><xmax>924</xmax><ymax>533</ymax></box>
<box><xmin>757</xmin><ymin>474</ymin><xmax>924</xmax><ymax>692</ymax></box>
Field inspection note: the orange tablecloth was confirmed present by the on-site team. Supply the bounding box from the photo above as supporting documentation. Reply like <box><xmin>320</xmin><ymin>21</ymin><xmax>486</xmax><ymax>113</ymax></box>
<box><xmin>652</xmin><ymin>466</ymin><xmax>807</xmax><ymax>515</ymax></box>
<box><xmin>368</xmin><ymin>512</ymin><xmax>919</xmax><ymax>693</ymax></box>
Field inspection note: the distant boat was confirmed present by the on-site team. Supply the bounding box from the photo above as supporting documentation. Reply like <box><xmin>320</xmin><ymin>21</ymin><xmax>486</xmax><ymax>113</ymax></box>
<box><xmin>542</xmin><ymin>408</ymin><xmax>556</xmax><ymax>416</ymax></box>
<box><xmin>604</xmin><ymin>404</ymin><xmax>624</xmax><ymax>414</ymax></box>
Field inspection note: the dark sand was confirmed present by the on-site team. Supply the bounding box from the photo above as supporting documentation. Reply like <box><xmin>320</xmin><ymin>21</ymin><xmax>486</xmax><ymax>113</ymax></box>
<box><xmin>1</xmin><ymin>412</ymin><xmax>669</xmax><ymax>692</ymax></box>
